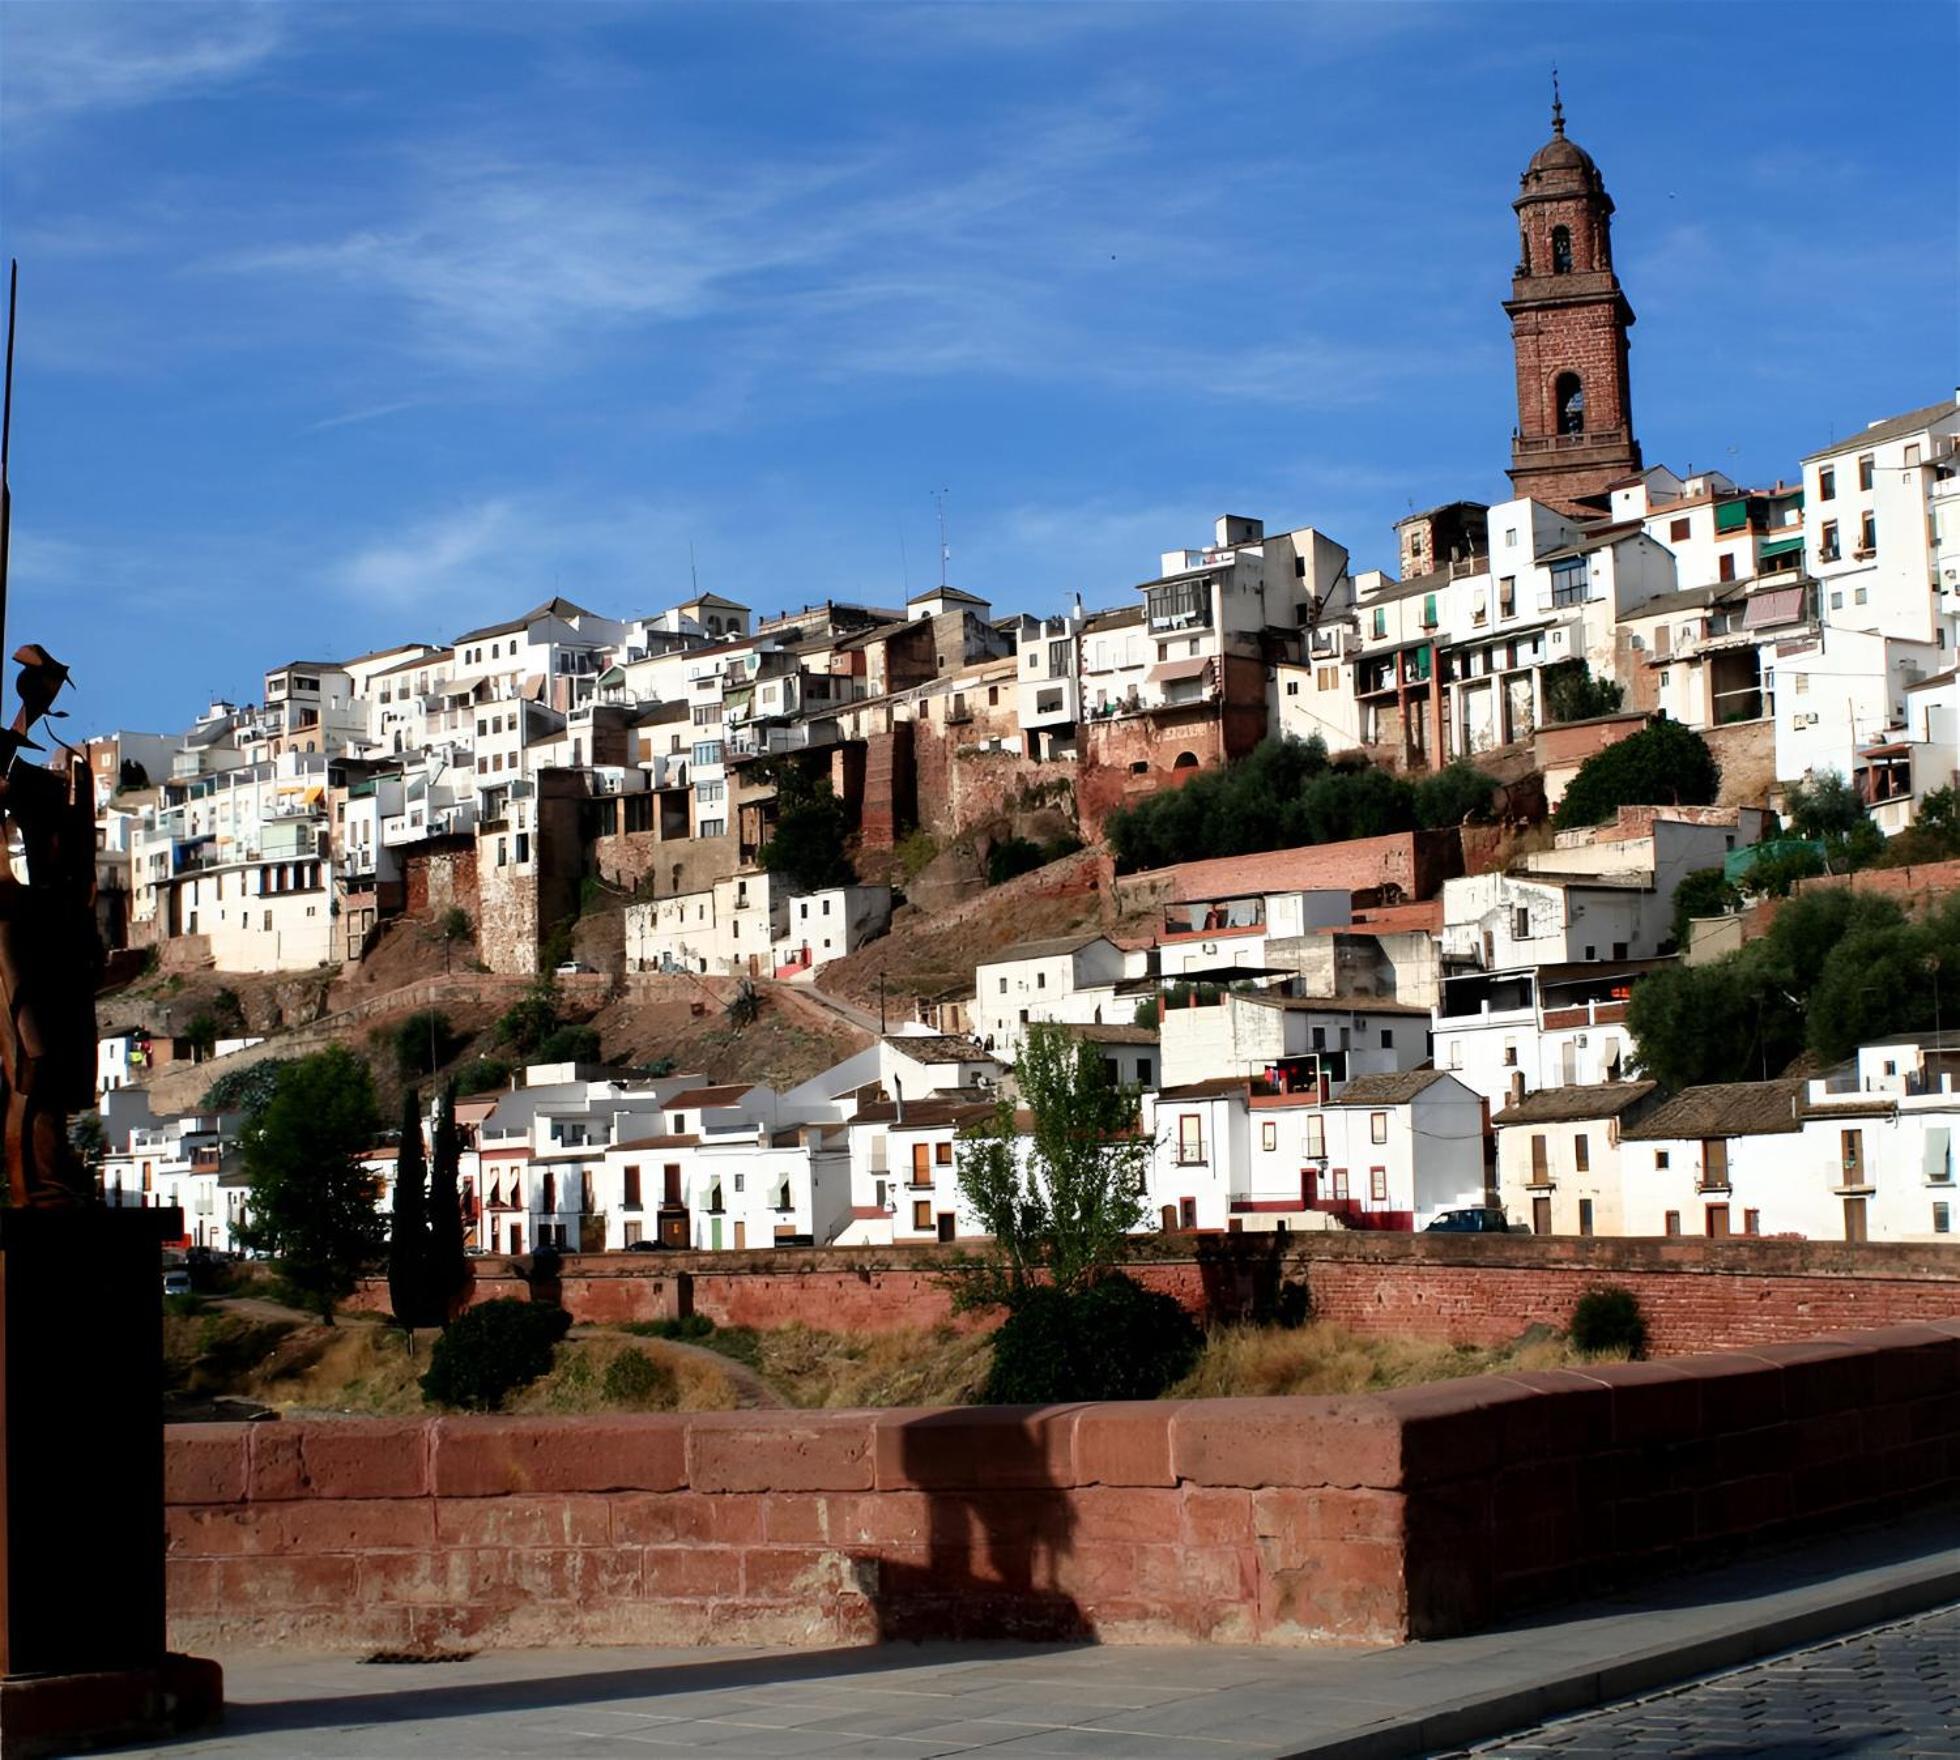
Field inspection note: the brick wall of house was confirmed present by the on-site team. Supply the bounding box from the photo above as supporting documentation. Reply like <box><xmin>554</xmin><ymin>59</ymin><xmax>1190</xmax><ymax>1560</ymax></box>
<box><xmin>1077</xmin><ymin>714</ymin><xmax>1227</xmax><ymax>845</ymax></box>
<box><xmin>402</xmin><ymin>838</ymin><xmax>479</xmax><ymax>921</ymax></box>
<box><xmin>858</xmin><ymin>726</ymin><xmax>916</xmax><ymax>850</ymax></box>
<box><xmin>162</xmin><ymin>1320</ymin><xmax>1960</xmax><ymax>1654</ymax></box>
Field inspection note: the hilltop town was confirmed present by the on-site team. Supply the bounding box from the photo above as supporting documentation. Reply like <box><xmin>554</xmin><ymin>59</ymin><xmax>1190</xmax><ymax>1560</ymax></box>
<box><xmin>84</xmin><ymin>111</ymin><xmax>1959</xmax><ymax>1259</ymax></box>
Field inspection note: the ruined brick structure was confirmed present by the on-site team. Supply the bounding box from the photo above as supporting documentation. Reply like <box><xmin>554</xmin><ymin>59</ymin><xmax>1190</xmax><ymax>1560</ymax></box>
<box><xmin>1505</xmin><ymin>90</ymin><xmax>1642</xmax><ymax>513</ymax></box>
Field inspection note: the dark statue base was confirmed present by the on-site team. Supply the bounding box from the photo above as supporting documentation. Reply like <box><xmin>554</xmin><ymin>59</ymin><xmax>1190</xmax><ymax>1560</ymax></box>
<box><xmin>0</xmin><ymin>1208</ymin><xmax>223</xmax><ymax>1754</ymax></box>
<box><xmin>0</xmin><ymin>1654</ymin><xmax>223</xmax><ymax>1759</ymax></box>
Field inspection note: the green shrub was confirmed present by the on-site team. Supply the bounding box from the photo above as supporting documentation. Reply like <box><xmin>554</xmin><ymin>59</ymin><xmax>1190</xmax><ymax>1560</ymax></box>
<box><xmin>537</xmin><ymin>1024</ymin><xmax>602</xmax><ymax>1065</ymax></box>
<box><xmin>622</xmin><ymin>1314</ymin><xmax>716</xmax><ymax>1341</ymax></box>
<box><xmin>1569</xmin><ymin>1285</ymin><xmax>1647</xmax><ymax>1359</ymax></box>
<box><xmin>419</xmin><ymin>1299</ymin><xmax>571</xmax><ymax>1410</ymax></box>
<box><xmin>983</xmin><ymin>1273</ymin><xmax>1202</xmax><ymax>1403</ymax></box>
<box><xmin>453</xmin><ymin>1056</ymin><xmax>512</xmax><ymax>1096</ymax></box>
<box><xmin>601</xmin><ymin>1347</ymin><xmax>676</xmax><ymax>1409</ymax></box>
<box><xmin>894</xmin><ymin>829</ymin><xmax>939</xmax><ymax>882</ymax></box>
<box><xmin>1412</xmin><ymin>760</ymin><xmax>1498</xmax><ymax>829</ymax></box>
<box><xmin>164</xmin><ymin>1293</ymin><xmax>209</xmax><ymax>1319</ymax></box>
<box><xmin>201</xmin><ymin>1058</ymin><xmax>296</xmax><ymax>1117</ymax></box>
<box><xmin>1670</xmin><ymin>867</ymin><xmax>1743</xmax><ymax>945</ymax></box>
<box><xmin>495</xmin><ymin>982</ymin><xmax>561</xmax><ymax>1054</ymax></box>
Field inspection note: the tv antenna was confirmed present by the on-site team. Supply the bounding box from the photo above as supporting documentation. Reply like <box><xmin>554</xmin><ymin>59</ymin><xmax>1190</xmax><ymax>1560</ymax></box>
<box><xmin>933</xmin><ymin>488</ymin><xmax>950</xmax><ymax>588</ymax></box>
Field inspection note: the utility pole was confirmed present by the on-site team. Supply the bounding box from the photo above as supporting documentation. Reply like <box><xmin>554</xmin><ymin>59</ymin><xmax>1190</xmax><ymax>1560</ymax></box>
<box><xmin>1</xmin><ymin>259</ymin><xmax>18</xmax><ymax>730</ymax></box>
<box><xmin>878</xmin><ymin>971</ymin><xmax>887</xmax><ymax>1037</ymax></box>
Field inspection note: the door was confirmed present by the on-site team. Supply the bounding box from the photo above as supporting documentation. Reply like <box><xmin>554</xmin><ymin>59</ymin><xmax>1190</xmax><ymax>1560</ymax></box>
<box><xmin>710</xmin><ymin>1216</ymin><xmax>722</xmax><ymax>1250</ymax></box>
<box><xmin>1531</xmin><ymin>1195</ymin><xmax>1552</xmax><ymax>1235</ymax></box>
<box><xmin>936</xmin><ymin>1213</ymin><xmax>955</xmax><ymax>1243</ymax></box>
<box><xmin>733</xmin><ymin>1221</ymin><xmax>746</xmax><ymax>1250</ymax></box>
<box><xmin>1843</xmin><ymin>1196</ymin><xmax>1868</xmax><ymax>1243</ymax></box>
<box><xmin>1705</xmin><ymin>1204</ymin><xmax>1730</xmax><ymax>1239</ymax></box>
<box><xmin>509</xmin><ymin>1223</ymin><xmax>523</xmax><ymax>1256</ymax></box>
<box><xmin>912</xmin><ymin>1143</ymin><xmax>931</xmax><ymax>1186</ymax></box>
<box><xmin>1841</xmin><ymin>1129</ymin><xmax>1865</xmax><ymax>1186</ymax></box>
<box><xmin>1530</xmin><ymin>1135</ymin><xmax>1549</xmax><ymax>1184</ymax></box>
<box><xmin>1160</xmin><ymin>1204</ymin><xmax>1178</xmax><ymax>1233</ymax></box>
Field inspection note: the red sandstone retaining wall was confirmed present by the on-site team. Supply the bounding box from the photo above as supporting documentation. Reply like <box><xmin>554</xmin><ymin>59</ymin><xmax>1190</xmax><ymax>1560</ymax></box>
<box><xmin>352</xmin><ymin>1236</ymin><xmax>1960</xmax><ymax>1358</ymax></box>
<box><xmin>163</xmin><ymin>1320</ymin><xmax>1960</xmax><ymax>1655</ymax></box>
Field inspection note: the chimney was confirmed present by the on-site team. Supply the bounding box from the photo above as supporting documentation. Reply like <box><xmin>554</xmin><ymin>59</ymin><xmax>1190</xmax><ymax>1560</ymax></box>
<box><xmin>893</xmin><ymin>1075</ymin><xmax>905</xmax><ymax>1125</ymax></box>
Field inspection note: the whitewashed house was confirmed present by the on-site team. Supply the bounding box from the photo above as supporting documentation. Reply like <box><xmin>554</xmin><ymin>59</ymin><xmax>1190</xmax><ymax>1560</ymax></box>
<box><xmin>1493</xmin><ymin>1081</ymin><xmax>1662</xmax><ymax>1236</ymax></box>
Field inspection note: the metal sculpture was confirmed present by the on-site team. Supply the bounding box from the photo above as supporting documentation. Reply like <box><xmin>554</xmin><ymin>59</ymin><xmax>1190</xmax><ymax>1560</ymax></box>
<box><xmin>0</xmin><ymin>644</ymin><xmax>97</xmax><ymax>1207</ymax></box>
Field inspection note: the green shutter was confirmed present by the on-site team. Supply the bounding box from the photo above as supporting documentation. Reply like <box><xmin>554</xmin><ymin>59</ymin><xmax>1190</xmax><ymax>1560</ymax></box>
<box><xmin>1714</xmin><ymin>500</ymin><xmax>1749</xmax><ymax>534</ymax></box>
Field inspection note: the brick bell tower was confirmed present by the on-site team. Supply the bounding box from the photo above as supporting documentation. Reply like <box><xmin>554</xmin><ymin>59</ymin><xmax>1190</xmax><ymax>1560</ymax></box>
<box><xmin>1505</xmin><ymin>81</ymin><xmax>1642</xmax><ymax>514</ymax></box>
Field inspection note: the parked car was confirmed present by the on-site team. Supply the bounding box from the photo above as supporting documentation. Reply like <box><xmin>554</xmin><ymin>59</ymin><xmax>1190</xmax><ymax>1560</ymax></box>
<box><xmin>161</xmin><ymin>1269</ymin><xmax>194</xmax><ymax>1297</ymax></box>
<box><xmin>1424</xmin><ymin>1208</ymin><xmax>1517</xmax><ymax>1234</ymax></box>
<box><xmin>555</xmin><ymin>961</ymin><xmax>595</xmax><ymax>975</ymax></box>
<box><xmin>624</xmin><ymin>1239</ymin><xmax>663</xmax><ymax>1253</ymax></box>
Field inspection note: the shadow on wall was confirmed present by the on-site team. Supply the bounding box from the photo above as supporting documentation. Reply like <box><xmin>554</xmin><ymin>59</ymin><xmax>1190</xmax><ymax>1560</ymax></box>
<box><xmin>871</xmin><ymin>1407</ymin><xmax>1084</xmax><ymax>1640</ymax></box>
<box><xmin>1194</xmin><ymin>1231</ymin><xmax>1303</xmax><ymax>1327</ymax></box>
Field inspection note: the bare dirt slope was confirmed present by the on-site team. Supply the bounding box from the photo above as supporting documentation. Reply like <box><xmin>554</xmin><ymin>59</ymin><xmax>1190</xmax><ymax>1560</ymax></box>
<box><xmin>816</xmin><ymin>848</ymin><xmax>1109</xmax><ymax>1018</ymax></box>
<box><xmin>588</xmin><ymin>978</ymin><xmax>870</xmax><ymax>1089</ymax></box>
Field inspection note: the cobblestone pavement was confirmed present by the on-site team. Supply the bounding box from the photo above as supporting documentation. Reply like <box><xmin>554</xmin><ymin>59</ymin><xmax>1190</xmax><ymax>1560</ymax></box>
<box><xmin>1467</xmin><ymin>1604</ymin><xmax>1960</xmax><ymax>1758</ymax></box>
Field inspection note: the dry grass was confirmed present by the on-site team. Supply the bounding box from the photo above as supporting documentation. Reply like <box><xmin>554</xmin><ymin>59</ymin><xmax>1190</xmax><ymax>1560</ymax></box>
<box><xmin>1171</xmin><ymin>1322</ymin><xmax>1620</xmax><ymax>1400</ymax></box>
<box><xmin>506</xmin><ymin>1334</ymin><xmax>740</xmax><ymax>1415</ymax></box>
<box><xmin>745</xmin><ymin>1323</ymin><xmax>995</xmax><ymax>1409</ymax></box>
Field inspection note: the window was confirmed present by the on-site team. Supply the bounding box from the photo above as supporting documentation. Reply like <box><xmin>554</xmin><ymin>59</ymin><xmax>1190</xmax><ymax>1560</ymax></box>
<box><xmin>1286</xmin><ymin>680</ymin><xmax>1299</xmax><ymax>696</ymax></box>
<box><xmin>1498</xmin><ymin>576</ymin><xmax>1516</xmax><ymax>615</ymax></box>
<box><xmin>1550</xmin><ymin>557</ymin><xmax>1588</xmax><ymax>606</ymax></box>
<box><xmin>1655</xmin><ymin>1150</ymin><xmax>1670</xmax><ymax>1170</ymax></box>
<box><xmin>1744</xmin><ymin>1209</ymin><xmax>1761</xmax><ymax>1236</ymax></box>
<box><xmin>1859</xmin><ymin>511</ymin><xmax>1877</xmax><ymax>554</ymax></box>
<box><xmin>912</xmin><ymin>1201</ymin><xmax>932</xmax><ymax>1231</ymax></box>
<box><xmin>1177</xmin><ymin>1115</ymin><xmax>1205</xmax><ymax>1165</ymax></box>
<box><xmin>1935</xmin><ymin>1203</ymin><xmax>1951</xmax><ymax>1235</ymax></box>
<box><xmin>622</xmin><ymin>1166</ymin><xmax>641</xmax><ymax>1209</ymax></box>
<box><xmin>1795</xmin><ymin>673</ymin><xmax>1810</xmax><ymax>695</ymax></box>
<box><xmin>1819</xmin><ymin>467</ymin><xmax>1835</xmax><ymax>501</ymax></box>
<box><xmin>1554</xmin><ymin>371</ymin><xmax>1584</xmax><ymax>436</ymax></box>
<box><xmin>1669</xmin><ymin>517</ymin><xmax>1691</xmax><ymax>541</ymax></box>
<box><xmin>1857</xmin><ymin>454</ymin><xmax>1874</xmax><ymax>491</ymax></box>
<box><xmin>1550</xmin><ymin>224</ymin><xmax>1572</xmax><ymax>274</ymax></box>
<box><xmin>999</xmin><ymin>977</ymin><xmax>1007</xmax><ymax>994</ymax></box>
<box><xmin>1372</xmin><ymin>608</ymin><xmax>1387</xmax><ymax>639</ymax></box>
<box><xmin>1379</xmin><ymin>1029</ymin><xmax>1393</xmax><ymax>1049</ymax></box>
<box><xmin>1718</xmin><ymin>552</ymin><xmax>1736</xmax><ymax>583</ymax></box>
<box><xmin>1179</xmin><ymin>1197</ymin><xmax>1198</xmax><ymax>1231</ymax></box>
<box><xmin>1665</xmin><ymin>1210</ymin><xmax>1682</xmax><ymax>1236</ymax></box>
<box><xmin>1304</xmin><ymin>1116</ymin><xmax>1325</xmax><ymax>1158</ymax></box>
<box><xmin>1369</xmin><ymin>1111</ymin><xmax>1388</xmax><ymax>1145</ymax></box>
<box><xmin>1578</xmin><ymin>1199</ymin><xmax>1594</xmax><ymax>1237</ymax></box>
<box><xmin>1574</xmin><ymin>1134</ymin><xmax>1590</xmax><ymax>1173</ymax></box>
<box><xmin>1369</xmin><ymin>1167</ymin><xmax>1388</xmax><ymax>1203</ymax></box>
<box><xmin>1820</xmin><ymin>520</ymin><xmax>1840</xmax><ymax>561</ymax></box>
<box><xmin>1262</xmin><ymin>1121</ymin><xmax>1277</xmax><ymax>1151</ymax></box>
<box><xmin>935</xmin><ymin>1142</ymin><xmax>953</xmax><ymax>1166</ymax></box>
<box><xmin>1331</xmin><ymin>1169</ymin><xmax>1349</xmax><ymax>1200</ymax></box>
<box><xmin>1512</xmin><ymin>906</ymin><xmax>1530</xmax><ymax>941</ymax></box>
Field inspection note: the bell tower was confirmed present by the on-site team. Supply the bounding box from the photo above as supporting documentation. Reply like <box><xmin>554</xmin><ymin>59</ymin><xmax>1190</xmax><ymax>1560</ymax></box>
<box><xmin>1505</xmin><ymin>81</ymin><xmax>1642</xmax><ymax>513</ymax></box>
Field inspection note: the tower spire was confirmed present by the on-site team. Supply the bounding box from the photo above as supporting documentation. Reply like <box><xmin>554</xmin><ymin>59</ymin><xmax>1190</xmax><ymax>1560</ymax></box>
<box><xmin>1551</xmin><ymin>66</ymin><xmax>1564</xmax><ymax>136</ymax></box>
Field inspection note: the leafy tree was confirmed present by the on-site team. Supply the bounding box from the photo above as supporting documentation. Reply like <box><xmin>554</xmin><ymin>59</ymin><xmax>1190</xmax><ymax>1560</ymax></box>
<box><xmin>426</xmin><ymin>1081</ymin><xmax>470</xmax><ymax>1322</ymax></box>
<box><xmin>1670</xmin><ymin>867</ymin><xmax>1743</xmax><ymax>946</ymax></box>
<box><xmin>1741</xmin><ymin>843</ymin><xmax>1827</xmax><ymax>898</ymax></box>
<box><xmin>235</xmin><ymin>1047</ymin><xmax>387</xmax><ymax>1323</ymax></box>
<box><xmin>184</xmin><ymin>1012</ymin><xmax>221</xmax><ymax>1059</ymax></box>
<box><xmin>756</xmin><ymin>758</ymin><xmax>856</xmax><ymax>892</ymax></box>
<box><xmin>1553</xmin><ymin>719</ymin><xmax>1721</xmax><ymax>829</ymax></box>
<box><xmin>439</xmin><ymin>905</ymin><xmax>473</xmax><ymax>944</ymax></box>
<box><xmin>391</xmin><ymin>1010</ymin><xmax>457</xmax><ymax>1079</ymax></box>
<box><xmin>1876</xmin><ymin>786</ymin><xmax>1960</xmax><ymax>867</ymax></box>
<box><xmin>386</xmin><ymin>1087</ymin><xmax>440</xmax><ymax>1328</ymax></box>
<box><xmin>1412</xmin><ymin>760</ymin><xmax>1498</xmax><ymax>829</ymax></box>
<box><xmin>985</xmin><ymin>834</ymin><xmax>1083</xmax><ymax>886</ymax></box>
<box><xmin>201</xmin><ymin>1058</ymin><xmax>295</xmax><ymax>1117</ymax></box>
<box><xmin>1541</xmin><ymin>658</ymin><xmax>1626</xmax><ymax>724</ymax></box>
<box><xmin>72</xmin><ymin>1112</ymin><xmax>105</xmax><ymax>1165</ymax></box>
<box><xmin>954</xmin><ymin>1021</ymin><xmax>1151</xmax><ymax>1304</ymax></box>
<box><xmin>1784</xmin><ymin>771</ymin><xmax>1867</xmax><ymax>843</ymax></box>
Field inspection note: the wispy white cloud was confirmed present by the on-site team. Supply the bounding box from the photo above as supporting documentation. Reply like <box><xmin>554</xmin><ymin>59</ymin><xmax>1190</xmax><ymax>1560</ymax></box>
<box><xmin>304</xmin><ymin>398</ymin><xmax>424</xmax><ymax>434</ymax></box>
<box><xmin>0</xmin><ymin>2</ymin><xmax>286</xmax><ymax>130</ymax></box>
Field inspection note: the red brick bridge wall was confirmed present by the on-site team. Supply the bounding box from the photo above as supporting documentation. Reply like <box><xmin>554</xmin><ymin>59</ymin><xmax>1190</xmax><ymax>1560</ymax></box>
<box><xmin>163</xmin><ymin>1320</ymin><xmax>1960</xmax><ymax>1655</ymax></box>
<box><xmin>352</xmin><ymin>1236</ymin><xmax>1960</xmax><ymax>1358</ymax></box>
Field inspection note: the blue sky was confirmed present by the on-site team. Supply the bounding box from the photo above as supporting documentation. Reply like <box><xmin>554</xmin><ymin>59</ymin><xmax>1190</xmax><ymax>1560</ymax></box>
<box><xmin>4</xmin><ymin>1</ymin><xmax>1955</xmax><ymax>739</ymax></box>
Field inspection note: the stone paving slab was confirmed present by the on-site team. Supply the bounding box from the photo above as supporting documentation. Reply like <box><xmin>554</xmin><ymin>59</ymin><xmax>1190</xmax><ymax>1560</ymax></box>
<box><xmin>116</xmin><ymin>1510</ymin><xmax>1960</xmax><ymax>1760</ymax></box>
<box><xmin>1465</xmin><ymin>1604</ymin><xmax>1960</xmax><ymax>1758</ymax></box>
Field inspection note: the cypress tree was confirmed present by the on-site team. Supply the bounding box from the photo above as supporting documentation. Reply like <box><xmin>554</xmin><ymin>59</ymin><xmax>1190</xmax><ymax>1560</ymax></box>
<box><xmin>426</xmin><ymin>1080</ymin><xmax>471</xmax><ymax>1322</ymax></box>
<box><xmin>386</xmin><ymin>1086</ymin><xmax>432</xmax><ymax>1327</ymax></box>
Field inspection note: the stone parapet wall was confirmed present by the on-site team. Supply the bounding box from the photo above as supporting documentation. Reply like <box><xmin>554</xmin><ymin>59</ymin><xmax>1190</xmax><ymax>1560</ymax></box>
<box><xmin>350</xmin><ymin>1235</ymin><xmax>1960</xmax><ymax>1357</ymax></box>
<box><xmin>164</xmin><ymin>1321</ymin><xmax>1960</xmax><ymax>1655</ymax></box>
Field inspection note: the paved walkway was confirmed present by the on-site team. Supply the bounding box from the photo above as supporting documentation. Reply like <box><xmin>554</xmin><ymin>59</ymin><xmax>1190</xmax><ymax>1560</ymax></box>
<box><xmin>1467</xmin><ymin>1604</ymin><xmax>1960</xmax><ymax>1757</ymax></box>
<box><xmin>125</xmin><ymin>1514</ymin><xmax>1960</xmax><ymax>1760</ymax></box>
